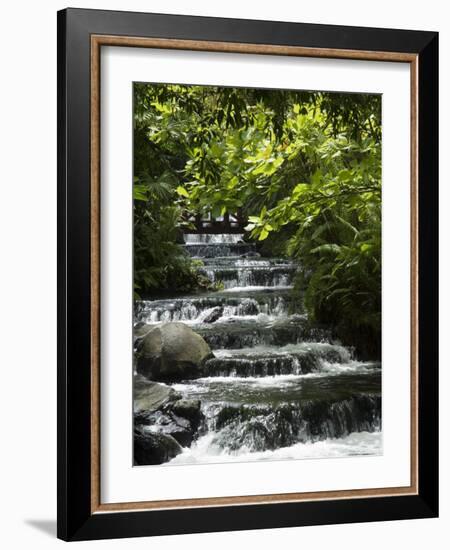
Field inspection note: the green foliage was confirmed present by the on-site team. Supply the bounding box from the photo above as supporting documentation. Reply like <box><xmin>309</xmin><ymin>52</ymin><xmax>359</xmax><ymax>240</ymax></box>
<box><xmin>133</xmin><ymin>82</ymin><xmax>382</xmax><ymax>356</ymax></box>
<box><xmin>133</xmin><ymin>85</ymin><xmax>218</xmax><ymax>297</ymax></box>
<box><xmin>241</xmin><ymin>102</ymin><xmax>381</xmax><ymax>357</ymax></box>
<box><xmin>133</xmin><ymin>199</ymin><xmax>214</xmax><ymax>298</ymax></box>
<box><xmin>290</xmin><ymin>210</ymin><xmax>381</xmax><ymax>359</ymax></box>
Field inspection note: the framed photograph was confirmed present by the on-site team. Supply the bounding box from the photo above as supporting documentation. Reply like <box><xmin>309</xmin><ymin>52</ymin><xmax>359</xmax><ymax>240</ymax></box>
<box><xmin>57</xmin><ymin>8</ymin><xmax>438</xmax><ymax>541</ymax></box>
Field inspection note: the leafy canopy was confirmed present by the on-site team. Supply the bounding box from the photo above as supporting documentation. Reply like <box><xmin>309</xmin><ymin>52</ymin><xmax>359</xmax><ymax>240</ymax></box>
<box><xmin>133</xmin><ymin>83</ymin><xmax>381</xmax><ymax>357</ymax></box>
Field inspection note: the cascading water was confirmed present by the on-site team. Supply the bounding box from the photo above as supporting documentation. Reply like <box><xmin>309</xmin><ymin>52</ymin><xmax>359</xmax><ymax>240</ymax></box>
<box><xmin>134</xmin><ymin>233</ymin><xmax>382</xmax><ymax>464</ymax></box>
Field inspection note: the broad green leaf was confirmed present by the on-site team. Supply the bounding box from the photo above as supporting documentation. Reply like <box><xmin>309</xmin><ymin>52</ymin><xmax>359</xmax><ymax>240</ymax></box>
<box><xmin>293</xmin><ymin>183</ymin><xmax>309</xmax><ymax>196</ymax></box>
<box><xmin>258</xmin><ymin>227</ymin><xmax>269</xmax><ymax>241</ymax></box>
<box><xmin>338</xmin><ymin>169</ymin><xmax>352</xmax><ymax>181</ymax></box>
<box><xmin>311</xmin><ymin>243</ymin><xmax>341</xmax><ymax>255</ymax></box>
<box><xmin>311</xmin><ymin>223</ymin><xmax>329</xmax><ymax>240</ymax></box>
<box><xmin>176</xmin><ymin>186</ymin><xmax>189</xmax><ymax>198</ymax></box>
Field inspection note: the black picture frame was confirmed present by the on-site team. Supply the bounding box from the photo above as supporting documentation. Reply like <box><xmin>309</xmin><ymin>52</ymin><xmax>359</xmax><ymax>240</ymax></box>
<box><xmin>57</xmin><ymin>7</ymin><xmax>438</xmax><ymax>541</ymax></box>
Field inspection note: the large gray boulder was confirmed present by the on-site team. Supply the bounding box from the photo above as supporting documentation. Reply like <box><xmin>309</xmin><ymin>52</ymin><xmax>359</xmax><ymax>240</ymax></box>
<box><xmin>136</xmin><ymin>322</ymin><xmax>214</xmax><ymax>382</ymax></box>
<box><xmin>134</xmin><ymin>323</ymin><xmax>153</xmax><ymax>339</ymax></box>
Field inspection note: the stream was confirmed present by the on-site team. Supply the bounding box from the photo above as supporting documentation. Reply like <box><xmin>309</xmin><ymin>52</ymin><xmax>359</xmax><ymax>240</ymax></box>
<box><xmin>134</xmin><ymin>234</ymin><xmax>382</xmax><ymax>464</ymax></box>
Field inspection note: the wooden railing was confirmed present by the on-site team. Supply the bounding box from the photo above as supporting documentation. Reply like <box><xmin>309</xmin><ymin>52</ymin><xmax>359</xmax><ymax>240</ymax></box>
<box><xmin>185</xmin><ymin>211</ymin><xmax>247</xmax><ymax>234</ymax></box>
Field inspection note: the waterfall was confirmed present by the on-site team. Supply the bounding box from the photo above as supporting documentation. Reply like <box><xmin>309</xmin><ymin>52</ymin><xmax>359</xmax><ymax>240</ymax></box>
<box><xmin>134</xmin><ymin>233</ymin><xmax>382</xmax><ymax>465</ymax></box>
<box><xmin>184</xmin><ymin>233</ymin><xmax>244</xmax><ymax>244</ymax></box>
<box><xmin>183</xmin><ymin>233</ymin><xmax>296</xmax><ymax>289</ymax></box>
<box><xmin>201</xmin><ymin>395</ymin><xmax>381</xmax><ymax>452</ymax></box>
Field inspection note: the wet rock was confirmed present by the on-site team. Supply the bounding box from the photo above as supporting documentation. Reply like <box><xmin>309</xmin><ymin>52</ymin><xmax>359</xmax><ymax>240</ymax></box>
<box><xmin>133</xmin><ymin>323</ymin><xmax>153</xmax><ymax>349</ymax></box>
<box><xmin>160</xmin><ymin>417</ymin><xmax>193</xmax><ymax>447</ymax></box>
<box><xmin>133</xmin><ymin>376</ymin><xmax>180</xmax><ymax>413</ymax></box>
<box><xmin>133</xmin><ymin>426</ymin><xmax>182</xmax><ymax>465</ymax></box>
<box><xmin>134</xmin><ymin>323</ymin><xmax>153</xmax><ymax>339</ymax></box>
<box><xmin>202</xmin><ymin>306</ymin><xmax>223</xmax><ymax>323</ymax></box>
<box><xmin>238</xmin><ymin>298</ymin><xmax>259</xmax><ymax>316</ymax></box>
<box><xmin>151</xmin><ymin>412</ymin><xmax>194</xmax><ymax>447</ymax></box>
<box><xmin>135</xmin><ymin>407</ymin><xmax>199</xmax><ymax>447</ymax></box>
<box><xmin>171</xmin><ymin>399</ymin><xmax>202</xmax><ymax>430</ymax></box>
<box><xmin>137</xmin><ymin>322</ymin><xmax>214</xmax><ymax>382</ymax></box>
<box><xmin>134</xmin><ymin>381</ymin><xmax>204</xmax><ymax>448</ymax></box>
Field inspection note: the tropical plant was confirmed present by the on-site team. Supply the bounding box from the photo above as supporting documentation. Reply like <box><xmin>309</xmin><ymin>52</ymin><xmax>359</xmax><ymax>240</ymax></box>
<box><xmin>133</xmin><ymin>82</ymin><xmax>382</xmax><ymax>356</ymax></box>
